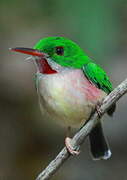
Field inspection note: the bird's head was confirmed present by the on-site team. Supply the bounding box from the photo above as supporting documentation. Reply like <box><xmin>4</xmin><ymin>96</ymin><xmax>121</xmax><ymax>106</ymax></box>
<box><xmin>10</xmin><ymin>37</ymin><xmax>91</xmax><ymax>74</ymax></box>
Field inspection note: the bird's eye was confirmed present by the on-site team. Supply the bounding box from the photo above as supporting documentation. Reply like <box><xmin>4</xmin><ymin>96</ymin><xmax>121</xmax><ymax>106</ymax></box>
<box><xmin>55</xmin><ymin>46</ymin><xmax>64</xmax><ymax>55</ymax></box>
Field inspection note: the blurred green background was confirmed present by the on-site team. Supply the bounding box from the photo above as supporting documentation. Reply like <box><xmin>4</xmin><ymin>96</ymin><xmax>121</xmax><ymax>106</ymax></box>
<box><xmin>1</xmin><ymin>0</ymin><xmax>127</xmax><ymax>179</ymax></box>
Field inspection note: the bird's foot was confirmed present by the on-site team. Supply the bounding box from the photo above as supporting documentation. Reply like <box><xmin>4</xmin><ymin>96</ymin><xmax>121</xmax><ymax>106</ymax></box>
<box><xmin>65</xmin><ymin>137</ymin><xmax>80</xmax><ymax>156</ymax></box>
<box><xmin>96</xmin><ymin>102</ymin><xmax>103</xmax><ymax>118</ymax></box>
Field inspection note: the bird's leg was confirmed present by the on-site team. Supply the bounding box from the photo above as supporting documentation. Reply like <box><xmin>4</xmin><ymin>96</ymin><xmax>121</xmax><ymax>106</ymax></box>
<box><xmin>65</xmin><ymin>126</ymin><xmax>80</xmax><ymax>155</ymax></box>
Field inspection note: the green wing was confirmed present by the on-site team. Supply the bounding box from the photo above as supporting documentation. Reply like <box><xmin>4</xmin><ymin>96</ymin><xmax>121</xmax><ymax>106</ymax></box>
<box><xmin>82</xmin><ymin>62</ymin><xmax>113</xmax><ymax>94</ymax></box>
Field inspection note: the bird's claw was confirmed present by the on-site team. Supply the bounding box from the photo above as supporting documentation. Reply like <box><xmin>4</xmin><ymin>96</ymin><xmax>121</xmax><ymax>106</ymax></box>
<box><xmin>96</xmin><ymin>102</ymin><xmax>103</xmax><ymax>118</ymax></box>
<box><xmin>65</xmin><ymin>137</ymin><xmax>80</xmax><ymax>155</ymax></box>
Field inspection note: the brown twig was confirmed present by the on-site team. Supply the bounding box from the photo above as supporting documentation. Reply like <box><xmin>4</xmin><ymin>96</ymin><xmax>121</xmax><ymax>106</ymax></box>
<box><xmin>36</xmin><ymin>78</ymin><xmax>127</xmax><ymax>180</ymax></box>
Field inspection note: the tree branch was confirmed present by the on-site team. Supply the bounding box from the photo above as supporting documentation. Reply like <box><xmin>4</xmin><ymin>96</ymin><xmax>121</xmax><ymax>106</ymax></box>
<box><xmin>36</xmin><ymin>78</ymin><xmax>127</xmax><ymax>180</ymax></box>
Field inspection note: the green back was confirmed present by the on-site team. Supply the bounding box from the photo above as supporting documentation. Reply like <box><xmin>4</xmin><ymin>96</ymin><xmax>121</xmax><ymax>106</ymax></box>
<box><xmin>83</xmin><ymin>63</ymin><xmax>113</xmax><ymax>94</ymax></box>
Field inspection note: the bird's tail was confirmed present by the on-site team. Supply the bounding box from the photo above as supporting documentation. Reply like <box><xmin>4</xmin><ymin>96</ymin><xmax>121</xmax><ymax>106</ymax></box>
<box><xmin>89</xmin><ymin>122</ymin><xmax>111</xmax><ymax>160</ymax></box>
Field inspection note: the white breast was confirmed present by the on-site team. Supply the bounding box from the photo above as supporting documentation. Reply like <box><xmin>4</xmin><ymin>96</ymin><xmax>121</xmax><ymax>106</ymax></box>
<box><xmin>36</xmin><ymin>69</ymin><xmax>106</xmax><ymax>128</ymax></box>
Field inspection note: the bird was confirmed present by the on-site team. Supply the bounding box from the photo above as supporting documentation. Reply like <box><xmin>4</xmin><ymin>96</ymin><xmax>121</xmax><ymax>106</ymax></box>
<box><xmin>10</xmin><ymin>36</ymin><xmax>116</xmax><ymax>160</ymax></box>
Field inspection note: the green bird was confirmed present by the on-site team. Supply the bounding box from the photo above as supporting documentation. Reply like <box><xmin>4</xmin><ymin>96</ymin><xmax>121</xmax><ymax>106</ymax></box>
<box><xmin>10</xmin><ymin>36</ymin><xmax>116</xmax><ymax>159</ymax></box>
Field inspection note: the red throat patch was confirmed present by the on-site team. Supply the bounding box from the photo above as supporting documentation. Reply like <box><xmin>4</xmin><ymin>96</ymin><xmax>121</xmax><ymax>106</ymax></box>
<box><xmin>36</xmin><ymin>59</ymin><xmax>57</xmax><ymax>74</ymax></box>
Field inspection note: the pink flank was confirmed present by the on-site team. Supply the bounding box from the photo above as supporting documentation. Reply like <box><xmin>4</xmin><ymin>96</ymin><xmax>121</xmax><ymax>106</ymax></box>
<box><xmin>85</xmin><ymin>79</ymin><xmax>102</xmax><ymax>101</ymax></box>
<box><xmin>68</xmin><ymin>70</ymin><xmax>103</xmax><ymax>103</ymax></box>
